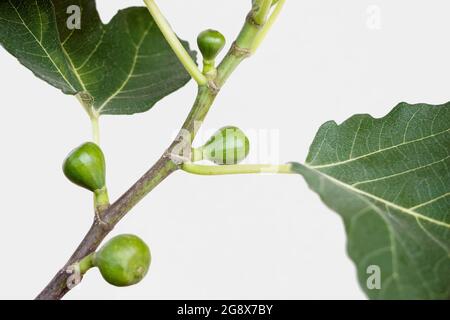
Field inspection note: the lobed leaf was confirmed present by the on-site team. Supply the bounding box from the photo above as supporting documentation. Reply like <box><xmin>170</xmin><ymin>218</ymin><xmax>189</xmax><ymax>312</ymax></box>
<box><xmin>0</xmin><ymin>0</ymin><xmax>196</xmax><ymax>115</ymax></box>
<box><xmin>293</xmin><ymin>102</ymin><xmax>450</xmax><ymax>299</ymax></box>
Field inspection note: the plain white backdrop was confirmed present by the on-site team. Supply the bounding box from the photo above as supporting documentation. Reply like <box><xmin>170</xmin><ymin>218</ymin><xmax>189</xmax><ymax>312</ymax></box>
<box><xmin>1</xmin><ymin>0</ymin><xmax>450</xmax><ymax>300</ymax></box>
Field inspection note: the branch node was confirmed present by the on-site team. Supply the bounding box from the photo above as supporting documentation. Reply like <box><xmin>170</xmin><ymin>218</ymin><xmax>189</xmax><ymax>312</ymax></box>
<box><xmin>207</xmin><ymin>80</ymin><xmax>221</xmax><ymax>95</ymax></box>
<box><xmin>165</xmin><ymin>132</ymin><xmax>192</xmax><ymax>165</ymax></box>
<box><xmin>65</xmin><ymin>264</ymin><xmax>81</xmax><ymax>289</ymax></box>
<box><xmin>231</xmin><ymin>42</ymin><xmax>252</xmax><ymax>59</ymax></box>
<box><xmin>94</xmin><ymin>214</ymin><xmax>113</xmax><ymax>231</ymax></box>
<box><xmin>164</xmin><ymin>151</ymin><xmax>190</xmax><ymax>166</ymax></box>
<box><xmin>246</xmin><ymin>12</ymin><xmax>265</xmax><ymax>28</ymax></box>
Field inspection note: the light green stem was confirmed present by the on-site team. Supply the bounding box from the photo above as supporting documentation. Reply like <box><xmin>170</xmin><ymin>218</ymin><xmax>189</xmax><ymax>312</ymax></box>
<box><xmin>235</xmin><ymin>20</ymin><xmax>260</xmax><ymax>51</ymax></box>
<box><xmin>143</xmin><ymin>0</ymin><xmax>207</xmax><ymax>85</ymax></box>
<box><xmin>91</xmin><ymin>116</ymin><xmax>100</xmax><ymax>145</ymax></box>
<box><xmin>202</xmin><ymin>59</ymin><xmax>216</xmax><ymax>76</ymax></box>
<box><xmin>252</xmin><ymin>0</ymin><xmax>286</xmax><ymax>53</ymax></box>
<box><xmin>76</xmin><ymin>93</ymin><xmax>101</xmax><ymax>145</ymax></box>
<box><xmin>77</xmin><ymin>253</ymin><xmax>95</xmax><ymax>275</ymax></box>
<box><xmin>181</xmin><ymin>163</ymin><xmax>294</xmax><ymax>175</ymax></box>
<box><xmin>94</xmin><ymin>187</ymin><xmax>110</xmax><ymax>213</ymax></box>
<box><xmin>215</xmin><ymin>1</ymin><xmax>286</xmax><ymax>87</ymax></box>
<box><xmin>253</xmin><ymin>0</ymin><xmax>274</xmax><ymax>25</ymax></box>
<box><xmin>191</xmin><ymin>147</ymin><xmax>204</xmax><ymax>162</ymax></box>
<box><xmin>215</xmin><ymin>23</ymin><xmax>258</xmax><ymax>87</ymax></box>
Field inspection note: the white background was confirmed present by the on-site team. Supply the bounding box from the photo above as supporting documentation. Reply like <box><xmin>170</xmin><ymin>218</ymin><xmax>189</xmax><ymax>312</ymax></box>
<box><xmin>1</xmin><ymin>0</ymin><xmax>449</xmax><ymax>300</ymax></box>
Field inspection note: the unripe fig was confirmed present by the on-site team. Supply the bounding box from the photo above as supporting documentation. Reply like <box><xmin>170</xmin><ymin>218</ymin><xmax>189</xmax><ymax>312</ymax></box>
<box><xmin>63</xmin><ymin>142</ymin><xmax>106</xmax><ymax>192</ymax></box>
<box><xmin>93</xmin><ymin>234</ymin><xmax>151</xmax><ymax>287</ymax></box>
<box><xmin>197</xmin><ymin>29</ymin><xmax>226</xmax><ymax>62</ymax></box>
<box><xmin>193</xmin><ymin>126</ymin><xmax>250</xmax><ymax>165</ymax></box>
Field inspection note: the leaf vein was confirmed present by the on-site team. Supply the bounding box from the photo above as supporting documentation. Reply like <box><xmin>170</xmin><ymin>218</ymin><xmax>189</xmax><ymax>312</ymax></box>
<box><xmin>303</xmin><ymin>163</ymin><xmax>450</xmax><ymax>228</ymax></box>
<box><xmin>97</xmin><ymin>20</ymin><xmax>155</xmax><ymax>113</ymax></box>
<box><xmin>310</xmin><ymin>129</ymin><xmax>449</xmax><ymax>169</ymax></box>
<box><xmin>6</xmin><ymin>0</ymin><xmax>76</xmax><ymax>92</ymax></box>
<box><xmin>352</xmin><ymin>156</ymin><xmax>450</xmax><ymax>187</ymax></box>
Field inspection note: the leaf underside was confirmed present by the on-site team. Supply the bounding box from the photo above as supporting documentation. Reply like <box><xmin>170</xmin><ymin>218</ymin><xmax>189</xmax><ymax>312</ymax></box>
<box><xmin>293</xmin><ymin>102</ymin><xmax>450</xmax><ymax>299</ymax></box>
<box><xmin>0</xmin><ymin>0</ymin><xmax>195</xmax><ymax>115</ymax></box>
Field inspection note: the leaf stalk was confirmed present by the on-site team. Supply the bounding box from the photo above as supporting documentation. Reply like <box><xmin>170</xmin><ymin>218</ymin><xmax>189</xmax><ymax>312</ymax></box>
<box><xmin>181</xmin><ymin>163</ymin><xmax>294</xmax><ymax>175</ymax></box>
<box><xmin>143</xmin><ymin>0</ymin><xmax>207</xmax><ymax>85</ymax></box>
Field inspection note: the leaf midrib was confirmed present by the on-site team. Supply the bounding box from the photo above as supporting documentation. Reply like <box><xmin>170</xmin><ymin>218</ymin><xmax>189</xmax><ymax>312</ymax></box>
<box><xmin>61</xmin><ymin>45</ymin><xmax>86</xmax><ymax>91</ymax></box>
<box><xmin>302</xmin><ymin>163</ymin><xmax>450</xmax><ymax>228</ymax></box>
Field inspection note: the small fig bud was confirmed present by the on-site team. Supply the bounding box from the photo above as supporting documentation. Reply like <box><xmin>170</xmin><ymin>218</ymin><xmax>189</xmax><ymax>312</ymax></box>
<box><xmin>197</xmin><ymin>29</ymin><xmax>226</xmax><ymax>62</ymax></box>
<box><xmin>93</xmin><ymin>234</ymin><xmax>151</xmax><ymax>287</ymax></box>
<box><xmin>193</xmin><ymin>126</ymin><xmax>250</xmax><ymax>165</ymax></box>
<box><xmin>63</xmin><ymin>142</ymin><xmax>106</xmax><ymax>192</ymax></box>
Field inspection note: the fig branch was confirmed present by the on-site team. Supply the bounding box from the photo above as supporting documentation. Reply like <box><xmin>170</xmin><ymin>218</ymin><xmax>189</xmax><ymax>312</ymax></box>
<box><xmin>36</xmin><ymin>0</ymin><xmax>285</xmax><ymax>300</ymax></box>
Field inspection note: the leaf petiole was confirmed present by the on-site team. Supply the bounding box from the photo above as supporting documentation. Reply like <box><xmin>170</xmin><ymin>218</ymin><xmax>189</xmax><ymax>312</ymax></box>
<box><xmin>91</xmin><ymin>116</ymin><xmax>100</xmax><ymax>145</ymax></box>
<box><xmin>181</xmin><ymin>163</ymin><xmax>294</xmax><ymax>175</ymax></box>
<box><xmin>76</xmin><ymin>93</ymin><xmax>101</xmax><ymax>144</ymax></box>
<box><xmin>143</xmin><ymin>0</ymin><xmax>207</xmax><ymax>85</ymax></box>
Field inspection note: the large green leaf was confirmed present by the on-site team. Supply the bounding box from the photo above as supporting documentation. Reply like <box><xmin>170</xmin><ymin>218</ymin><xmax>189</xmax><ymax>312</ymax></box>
<box><xmin>0</xmin><ymin>0</ymin><xmax>195</xmax><ymax>115</ymax></box>
<box><xmin>293</xmin><ymin>102</ymin><xmax>450</xmax><ymax>299</ymax></box>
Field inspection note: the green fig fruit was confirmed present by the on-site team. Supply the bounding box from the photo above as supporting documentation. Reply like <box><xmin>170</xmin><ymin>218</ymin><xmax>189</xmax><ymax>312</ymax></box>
<box><xmin>193</xmin><ymin>126</ymin><xmax>250</xmax><ymax>165</ymax></box>
<box><xmin>93</xmin><ymin>234</ymin><xmax>151</xmax><ymax>287</ymax></box>
<box><xmin>197</xmin><ymin>29</ymin><xmax>226</xmax><ymax>62</ymax></box>
<box><xmin>63</xmin><ymin>142</ymin><xmax>106</xmax><ymax>192</ymax></box>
